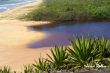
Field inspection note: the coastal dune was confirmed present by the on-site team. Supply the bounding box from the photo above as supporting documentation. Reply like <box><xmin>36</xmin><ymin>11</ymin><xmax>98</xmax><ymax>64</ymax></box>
<box><xmin>0</xmin><ymin>0</ymin><xmax>51</xmax><ymax>72</ymax></box>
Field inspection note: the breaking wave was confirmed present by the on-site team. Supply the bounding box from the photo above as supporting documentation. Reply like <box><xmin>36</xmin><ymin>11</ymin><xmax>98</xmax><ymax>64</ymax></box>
<box><xmin>0</xmin><ymin>0</ymin><xmax>35</xmax><ymax>12</ymax></box>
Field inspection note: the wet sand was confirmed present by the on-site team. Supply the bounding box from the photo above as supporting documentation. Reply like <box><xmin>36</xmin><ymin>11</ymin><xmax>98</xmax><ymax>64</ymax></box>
<box><xmin>0</xmin><ymin>0</ymin><xmax>43</xmax><ymax>19</ymax></box>
<box><xmin>0</xmin><ymin>0</ymin><xmax>51</xmax><ymax>72</ymax></box>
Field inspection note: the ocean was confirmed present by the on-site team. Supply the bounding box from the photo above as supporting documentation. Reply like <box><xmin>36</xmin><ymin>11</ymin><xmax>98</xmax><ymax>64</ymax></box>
<box><xmin>0</xmin><ymin>0</ymin><xmax>35</xmax><ymax>12</ymax></box>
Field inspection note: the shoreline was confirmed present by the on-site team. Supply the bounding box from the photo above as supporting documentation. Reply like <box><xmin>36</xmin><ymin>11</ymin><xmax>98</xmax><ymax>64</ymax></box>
<box><xmin>0</xmin><ymin>0</ymin><xmax>36</xmax><ymax>12</ymax></box>
<box><xmin>0</xmin><ymin>0</ymin><xmax>43</xmax><ymax>20</ymax></box>
<box><xmin>0</xmin><ymin>0</ymin><xmax>52</xmax><ymax>72</ymax></box>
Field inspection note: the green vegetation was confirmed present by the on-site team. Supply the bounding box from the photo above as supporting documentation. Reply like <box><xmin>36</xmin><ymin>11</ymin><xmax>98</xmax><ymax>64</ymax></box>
<box><xmin>22</xmin><ymin>35</ymin><xmax>110</xmax><ymax>72</ymax></box>
<box><xmin>24</xmin><ymin>65</ymin><xmax>34</xmax><ymax>73</ymax></box>
<box><xmin>33</xmin><ymin>57</ymin><xmax>49</xmax><ymax>72</ymax></box>
<box><xmin>47</xmin><ymin>46</ymin><xmax>68</xmax><ymax>70</ymax></box>
<box><xmin>23</xmin><ymin>0</ymin><xmax>110</xmax><ymax>21</ymax></box>
<box><xmin>1</xmin><ymin>35</ymin><xmax>110</xmax><ymax>73</ymax></box>
<box><xmin>68</xmin><ymin>36</ymin><xmax>110</xmax><ymax>68</ymax></box>
<box><xmin>0</xmin><ymin>66</ymin><xmax>11</xmax><ymax>73</ymax></box>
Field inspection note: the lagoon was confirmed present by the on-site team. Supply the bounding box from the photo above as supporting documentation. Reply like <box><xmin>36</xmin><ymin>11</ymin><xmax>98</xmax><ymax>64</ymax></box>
<box><xmin>28</xmin><ymin>22</ymin><xmax>110</xmax><ymax>48</ymax></box>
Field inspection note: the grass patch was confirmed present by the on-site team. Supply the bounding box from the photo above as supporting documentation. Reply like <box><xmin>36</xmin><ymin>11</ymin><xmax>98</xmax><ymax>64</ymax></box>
<box><xmin>23</xmin><ymin>0</ymin><xmax>110</xmax><ymax>21</ymax></box>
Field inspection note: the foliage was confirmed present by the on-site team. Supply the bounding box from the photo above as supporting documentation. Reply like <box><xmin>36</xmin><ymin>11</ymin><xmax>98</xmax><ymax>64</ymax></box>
<box><xmin>33</xmin><ymin>57</ymin><xmax>50</xmax><ymax>72</ymax></box>
<box><xmin>23</xmin><ymin>0</ymin><xmax>110</xmax><ymax>21</ymax></box>
<box><xmin>0</xmin><ymin>66</ymin><xmax>11</xmax><ymax>73</ymax></box>
<box><xmin>67</xmin><ymin>35</ymin><xmax>99</xmax><ymax>68</ymax></box>
<box><xmin>68</xmin><ymin>35</ymin><xmax>110</xmax><ymax>69</ymax></box>
<box><xmin>47</xmin><ymin>46</ymin><xmax>68</xmax><ymax>70</ymax></box>
<box><xmin>32</xmin><ymin>36</ymin><xmax>110</xmax><ymax>71</ymax></box>
<box><xmin>24</xmin><ymin>65</ymin><xmax>34</xmax><ymax>73</ymax></box>
<box><xmin>93</xmin><ymin>37</ymin><xmax>110</xmax><ymax>58</ymax></box>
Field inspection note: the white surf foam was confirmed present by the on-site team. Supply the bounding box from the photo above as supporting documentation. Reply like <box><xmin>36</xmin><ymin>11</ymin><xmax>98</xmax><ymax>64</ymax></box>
<box><xmin>0</xmin><ymin>0</ymin><xmax>36</xmax><ymax>12</ymax></box>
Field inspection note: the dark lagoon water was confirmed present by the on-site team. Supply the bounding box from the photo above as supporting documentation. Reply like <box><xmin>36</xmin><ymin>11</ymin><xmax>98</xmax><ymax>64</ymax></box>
<box><xmin>28</xmin><ymin>22</ymin><xmax>110</xmax><ymax>48</ymax></box>
<box><xmin>0</xmin><ymin>0</ymin><xmax>35</xmax><ymax>12</ymax></box>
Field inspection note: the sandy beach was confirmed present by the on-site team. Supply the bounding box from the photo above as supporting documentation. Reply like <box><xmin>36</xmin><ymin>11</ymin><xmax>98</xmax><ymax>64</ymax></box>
<box><xmin>0</xmin><ymin>0</ymin><xmax>42</xmax><ymax>19</ymax></box>
<box><xmin>0</xmin><ymin>0</ymin><xmax>51</xmax><ymax>72</ymax></box>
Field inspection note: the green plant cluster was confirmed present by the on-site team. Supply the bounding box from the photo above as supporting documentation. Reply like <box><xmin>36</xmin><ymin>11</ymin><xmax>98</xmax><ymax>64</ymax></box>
<box><xmin>29</xmin><ymin>36</ymin><xmax>110</xmax><ymax>73</ymax></box>
<box><xmin>1</xmin><ymin>35</ymin><xmax>110</xmax><ymax>73</ymax></box>
<box><xmin>0</xmin><ymin>66</ymin><xmax>11</xmax><ymax>73</ymax></box>
<box><xmin>24</xmin><ymin>0</ymin><xmax>110</xmax><ymax>21</ymax></box>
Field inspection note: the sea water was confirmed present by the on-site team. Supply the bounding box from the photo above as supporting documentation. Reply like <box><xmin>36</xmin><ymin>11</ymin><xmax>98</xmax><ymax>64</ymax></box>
<box><xmin>0</xmin><ymin>0</ymin><xmax>35</xmax><ymax>12</ymax></box>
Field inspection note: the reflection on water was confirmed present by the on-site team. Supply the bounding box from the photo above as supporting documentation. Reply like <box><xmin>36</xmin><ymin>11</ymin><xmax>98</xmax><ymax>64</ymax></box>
<box><xmin>28</xmin><ymin>22</ymin><xmax>110</xmax><ymax>48</ymax></box>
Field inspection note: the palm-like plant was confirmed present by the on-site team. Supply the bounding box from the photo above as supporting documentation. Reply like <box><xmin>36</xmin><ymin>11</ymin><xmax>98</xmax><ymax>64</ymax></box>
<box><xmin>33</xmin><ymin>57</ymin><xmax>50</xmax><ymax>72</ymax></box>
<box><xmin>68</xmin><ymin>35</ymin><xmax>100</xmax><ymax>68</ymax></box>
<box><xmin>94</xmin><ymin>37</ymin><xmax>110</xmax><ymax>58</ymax></box>
<box><xmin>24</xmin><ymin>65</ymin><xmax>34</xmax><ymax>73</ymax></box>
<box><xmin>0</xmin><ymin>66</ymin><xmax>11</xmax><ymax>73</ymax></box>
<box><xmin>47</xmin><ymin>46</ymin><xmax>68</xmax><ymax>70</ymax></box>
<box><xmin>92</xmin><ymin>37</ymin><xmax>110</xmax><ymax>66</ymax></box>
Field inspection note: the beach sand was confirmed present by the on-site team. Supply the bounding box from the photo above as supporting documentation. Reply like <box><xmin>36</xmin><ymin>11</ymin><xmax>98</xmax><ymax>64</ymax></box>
<box><xmin>0</xmin><ymin>0</ymin><xmax>51</xmax><ymax>72</ymax></box>
<box><xmin>0</xmin><ymin>0</ymin><xmax>42</xmax><ymax>19</ymax></box>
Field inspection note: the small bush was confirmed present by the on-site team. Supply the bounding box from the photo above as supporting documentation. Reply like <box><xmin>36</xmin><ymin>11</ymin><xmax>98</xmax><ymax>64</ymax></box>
<box><xmin>31</xmin><ymin>35</ymin><xmax>110</xmax><ymax>72</ymax></box>
<box><xmin>24</xmin><ymin>65</ymin><xmax>34</xmax><ymax>73</ymax></box>
<box><xmin>33</xmin><ymin>57</ymin><xmax>51</xmax><ymax>72</ymax></box>
<box><xmin>67</xmin><ymin>35</ymin><xmax>110</xmax><ymax>69</ymax></box>
<box><xmin>0</xmin><ymin>66</ymin><xmax>11</xmax><ymax>73</ymax></box>
<box><xmin>47</xmin><ymin>46</ymin><xmax>68</xmax><ymax>70</ymax></box>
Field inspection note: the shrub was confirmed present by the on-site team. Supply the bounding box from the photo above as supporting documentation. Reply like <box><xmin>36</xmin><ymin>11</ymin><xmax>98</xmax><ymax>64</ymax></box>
<box><xmin>67</xmin><ymin>35</ymin><xmax>100</xmax><ymax>68</ymax></box>
<box><xmin>47</xmin><ymin>46</ymin><xmax>68</xmax><ymax>70</ymax></box>
<box><xmin>24</xmin><ymin>65</ymin><xmax>34</xmax><ymax>73</ymax></box>
<box><xmin>0</xmin><ymin>66</ymin><xmax>11</xmax><ymax>73</ymax></box>
<box><xmin>67</xmin><ymin>35</ymin><xmax>110</xmax><ymax>69</ymax></box>
<box><xmin>33</xmin><ymin>57</ymin><xmax>50</xmax><ymax>72</ymax></box>
<box><xmin>31</xmin><ymin>35</ymin><xmax>110</xmax><ymax>72</ymax></box>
